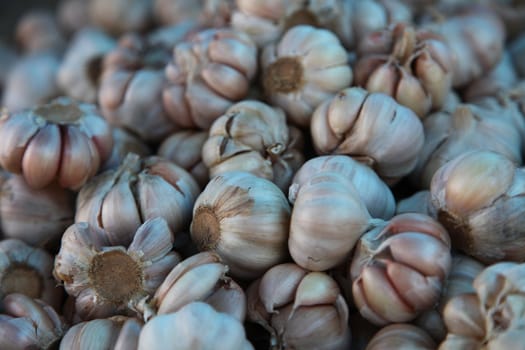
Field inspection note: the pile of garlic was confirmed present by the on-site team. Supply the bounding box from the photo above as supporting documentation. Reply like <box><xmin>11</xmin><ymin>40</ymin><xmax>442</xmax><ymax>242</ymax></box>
<box><xmin>1</xmin><ymin>0</ymin><xmax>525</xmax><ymax>349</ymax></box>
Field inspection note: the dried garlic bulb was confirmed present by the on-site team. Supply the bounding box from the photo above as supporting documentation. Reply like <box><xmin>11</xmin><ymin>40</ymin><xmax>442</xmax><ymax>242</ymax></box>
<box><xmin>76</xmin><ymin>153</ymin><xmax>200</xmax><ymax>246</ymax></box>
<box><xmin>350</xmin><ymin>213</ymin><xmax>452</xmax><ymax>325</ymax></box>
<box><xmin>439</xmin><ymin>262</ymin><xmax>525</xmax><ymax>349</ymax></box>
<box><xmin>366</xmin><ymin>323</ymin><xmax>436</xmax><ymax>350</ymax></box>
<box><xmin>311</xmin><ymin>87</ymin><xmax>424</xmax><ymax>183</ymax></box>
<box><xmin>355</xmin><ymin>23</ymin><xmax>454</xmax><ymax>118</ymax></box>
<box><xmin>0</xmin><ymin>97</ymin><xmax>113</xmax><ymax>190</ymax></box>
<box><xmin>163</xmin><ymin>28</ymin><xmax>257</xmax><ymax>130</ymax></box>
<box><xmin>100</xmin><ymin>127</ymin><xmax>152</xmax><ymax>172</ymax></box>
<box><xmin>57</xmin><ymin>28</ymin><xmax>116</xmax><ymax>104</ymax></box>
<box><xmin>0</xmin><ymin>293</ymin><xmax>67</xmax><ymax>350</ymax></box>
<box><xmin>53</xmin><ymin>218</ymin><xmax>181</xmax><ymax>320</ymax></box>
<box><xmin>145</xmin><ymin>251</ymin><xmax>246</xmax><ymax>321</ymax></box>
<box><xmin>139</xmin><ymin>301</ymin><xmax>254</xmax><ymax>350</ymax></box>
<box><xmin>0</xmin><ymin>174</ymin><xmax>75</xmax><ymax>248</ymax></box>
<box><xmin>429</xmin><ymin>150</ymin><xmax>525</xmax><ymax>263</ymax></box>
<box><xmin>98</xmin><ymin>26</ymin><xmax>194</xmax><ymax>143</ymax></box>
<box><xmin>261</xmin><ymin>25</ymin><xmax>352</xmax><ymax>127</ymax></box>
<box><xmin>59</xmin><ymin>316</ymin><xmax>142</xmax><ymax>350</ymax></box>
<box><xmin>289</xmin><ymin>172</ymin><xmax>374</xmax><ymax>271</ymax></box>
<box><xmin>247</xmin><ymin>263</ymin><xmax>351</xmax><ymax>350</ymax></box>
<box><xmin>0</xmin><ymin>239</ymin><xmax>63</xmax><ymax>311</ymax></box>
<box><xmin>190</xmin><ymin>171</ymin><xmax>291</xmax><ymax>280</ymax></box>
<box><xmin>89</xmin><ymin>0</ymin><xmax>153</xmax><ymax>36</ymax></box>
<box><xmin>202</xmin><ymin>100</ymin><xmax>304</xmax><ymax>191</ymax></box>
<box><xmin>411</xmin><ymin>99</ymin><xmax>525</xmax><ymax>189</ymax></box>
<box><xmin>158</xmin><ymin>130</ymin><xmax>209</xmax><ymax>188</ymax></box>
<box><xmin>290</xmin><ymin>155</ymin><xmax>395</xmax><ymax>220</ymax></box>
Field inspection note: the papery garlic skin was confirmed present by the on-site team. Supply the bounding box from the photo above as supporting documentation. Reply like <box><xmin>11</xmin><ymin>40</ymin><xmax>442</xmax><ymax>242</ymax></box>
<box><xmin>350</xmin><ymin>213</ymin><xmax>452</xmax><ymax>326</ymax></box>
<box><xmin>0</xmin><ymin>293</ymin><xmax>67</xmax><ymax>350</ymax></box>
<box><xmin>163</xmin><ymin>28</ymin><xmax>257</xmax><ymax>130</ymax></box>
<box><xmin>429</xmin><ymin>150</ymin><xmax>525</xmax><ymax>264</ymax></box>
<box><xmin>311</xmin><ymin>87</ymin><xmax>424</xmax><ymax>183</ymax></box>
<box><xmin>246</xmin><ymin>263</ymin><xmax>351</xmax><ymax>350</ymax></box>
<box><xmin>190</xmin><ymin>171</ymin><xmax>291</xmax><ymax>280</ymax></box>
<box><xmin>261</xmin><ymin>25</ymin><xmax>352</xmax><ymax>127</ymax></box>
<box><xmin>0</xmin><ymin>97</ymin><xmax>113</xmax><ymax>190</ymax></box>
<box><xmin>0</xmin><ymin>239</ymin><xmax>64</xmax><ymax>311</ymax></box>
<box><xmin>202</xmin><ymin>100</ymin><xmax>304</xmax><ymax>191</ymax></box>
<box><xmin>138</xmin><ymin>302</ymin><xmax>254</xmax><ymax>350</ymax></box>
<box><xmin>76</xmin><ymin>153</ymin><xmax>200</xmax><ymax>246</ymax></box>
<box><xmin>366</xmin><ymin>323</ymin><xmax>436</xmax><ymax>350</ymax></box>
<box><xmin>290</xmin><ymin>155</ymin><xmax>395</xmax><ymax>220</ymax></box>
<box><xmin>53</xmin><ymin>218</ymin><xmax>180</xmax><ymax>320</ymax></box>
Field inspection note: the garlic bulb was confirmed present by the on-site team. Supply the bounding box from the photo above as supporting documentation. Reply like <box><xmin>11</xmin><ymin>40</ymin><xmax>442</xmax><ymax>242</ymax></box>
<box><xmin>56</xmin><ymin>0</ymin><xmax>92</xmax><ymax>35</ymax></box>
<box><xmin>163</xmin><ymin>28</ymin><xmax>257</xmax><ymax>130</ymax></box>
<box><xmin>0</xmin><ymin>174</ymin><xmax>75</xmax><ymax>249</ymax></box>
<box><xmin>0</xmin><ymin>97</ymin><xmax>113</xmax><ymax>190</ymax></box>
<box><xmin>139</xmin><ymin>301</ymin><xmax>254</xmax><ymax>350</ymax></box>
<box><xmin>311</xmin><ymin>87</ymin><xmax>424</xmax><ymax>183</ymax></box>
<box><xmin>350</xmin><ymin>213</ymin><xmax>452</xmax><ymax>325</ymax></box>
<box><xmin>158</xmin><ymin>130</ymin><xmax>208</xmax><ymax>188</ymax></box>
<box><xmin>59</xmin><ymin>316</ymin><xmax>142</xmax><ymax>350</ymax></box>
<box><xmin>76</xmin><ymin>153</ymin><xmax>200</xmax><ymax>246</ymax></box>
<box><xmin>0</xmin><ymin>239</ymin><xmax>64</xmax><ymax>311</ymax></box>
<box><xmin>429</xmin><ymin>150</ymin><xmax>525</xmax><ymax>263</ymax></box>
<box><xmin>247</xmin><ymin>263</ymin><xmax>351</xmax><ymax>350</ymax></box>
<box><xmin>355</xmin><ymin>23</ymin><xmax>454</xmax><ymax>118</ymax></box>
<box><xmin>14</xmin><ymin>10</ymin><xmax>65</xmax><ymax>54</ymax></box>
<box><xmin>57</xmin><ymin>28</ymin><xmax>116</xmax><ymax>103</ymax></box>
<box><xmin>89</xmin><ymin>0</ymin><xmax>153</xmax><ymax>36</ymax></box>
<box><xmin>202</xmin><ymin>100</ymin><xmax>304</xmax><ymax>191</ymax></box>
<box><xmin>261</xmin><ymin>25</ymin><xmax>352</xmax><ymax>127</ymax></box>
<box><xmin>366</xmin><ymin>324</ymin><xmax>436</xmax><ymax>350</ymax></box>
<box><xmin>289</xmin><ymin>155</ymin><xmax>395</xmax><ymax>220</ymax></box>
<box><xmin>289</xmin><ymin>171</ymin><xmax>374</xmax><ymax>271</ymax></box>
<box><xmin>153</xmin><ymin>0</ymin><xmax>233</xmax><ymax>28</ymax></box>
<box><xmin>100</xmin><ymin>127</ymin><xmax>152</xmax><ymax>172</ymax></box>
<box><xmin>190</xmin><ymin>171</ymin><xmax>291</xmax><ymax>280</ymax></box>
<box><xmin>146</xmin><ymin>251</ymin><xmax>246</xmax><ymax>321</ymax></box>
<box><xmin>439</xmin><ymin>262</ymin><xmax>525</xmax><ymax>349</ymax></box>
<box><xmin>0</xmin><ymin>293</ymin><xmax>67</xmax><ymax>350</ymax></box>
<box><xmin>53</xmin><ymin>218</ymin><xmax>181</xmax><ymax>320</ymax></box>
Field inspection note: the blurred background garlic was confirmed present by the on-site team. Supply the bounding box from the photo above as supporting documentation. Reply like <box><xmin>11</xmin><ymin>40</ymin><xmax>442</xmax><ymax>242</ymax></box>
<box><xmin>190</xmin><ymin>171</ymin><xmax>291</xmax><ymax>280</ymax></box>
<box><xmin>88</xmin><ymin>0</ymin><xmax>153</xmax><ymax>36</ymax></box>
<box><xmin>163</xmin><ymin>28</ymin><xmax>257</xmax><ymax>130</ymax></box>
<box><xmin>366</xmin><ymin>323</ymin><xmax>436</xmax><ymax>350</ymax></box>
<box><xmin>349</xmin><ymin>213</ymin><xmax>452</xmax><ymax>325</ymax></box>
<box><xmin>138</xmin><ymin>301</ymin><xmax>254</xmax><ymax>350</ymax></box>
<box><xmin>0</xmin><ymin>174</ymin><xmax>75</xmax><ymax>249</ymax></box>
<box><xmin>0</xmin><ymin>293</ymin><xmax>67</xmax><ymax>350</ymax></box>
<box><xmin>56</xmin><ymin>0</ymin><xmax>92</xmax><ymax>36</ymax></box>
<box><xmin>202</xmin><ymin>100</ymin><xmax>304</xmax><ymax>191</ymax></box>
<box><xmin>311</xmin><ymin>87</ymin><xmax>424</xmax><ymax>184</ymax></box>
<box><xmin>0</xmin><ymin>97</ymin><xmax>113</xmax><ymax>190</ymax></box>
<box><xmin>439</xmin><ymin>262</ymin><xmax>525</xmax><ymax>349</ymax></box>
<box><xmin>153</xmin><ymin>0</ymin><xmax>234</xmax><ymax>28</ymax></box>
<box><xmin>429</xmin><ymin>150</ymin><xmax>525</xmax><ymax>263</ymax></box>
<box><xmin>76</xmin><ymin>153</ymin><xmax>200</xmax><ymax>246</ymax></box>
<box><xmin>0</xmin><ymin>239</ymin><xmax>64</xmax><ymax>311</ymax></box>
<box><xmin>14</xmin><ymin>10</ymin><xmax>65</xmax><ymax>55</ymax></box>
<box><xmin>354</xmin><ymin>23</ymin><xmax>454</xmax><ymax>118</ymax></box>
<box><xmin>59</xmin><ymin>316</ymin><xmax>142</xmax><ymax>350</ymax></box>
<box><xmin>57</xmin><ymin>27</ymin><xmax>116</xmax><ymax>104</ymax></box>
<box><xmin>158</xmin><ymin>130</ymin><xmax>209</xmax><ymax>188</ymax></box>
<box><xmin>145</xmin><ymin>251</ymin><xmax>246</xmax><ymax>321</ymax></box>
<box><xmin>246</xmin><ymin>263</ymin><xmax>351</xmax><ymax>350</ymax></box>
<box><xmin>261</xmin><ymin>25</ymin><xmax>352</xmax><ymax>128</ymax></box>
<box><xmin>53</xmin><ymin>218</ymin><xmax>181</xmax><ymax>320</ymax></box>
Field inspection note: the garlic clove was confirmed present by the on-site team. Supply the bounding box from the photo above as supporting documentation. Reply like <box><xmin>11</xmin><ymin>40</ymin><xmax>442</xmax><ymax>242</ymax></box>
<box><xmin>127</xmin><ymin>217</ymin><xmax>174</xmax><ymax>263</ymax></box>
<box><xmin>0</xmin><ymin>111</ymin><xmax>40</xmax><ymax>173</ymax></box>
<box><xmin>366</xmin><ymin>323</ymin><xmax>436</xmax><ymax>350</ymax></box>
<box><xmin>185</xmin><ymin>81</ymin><xmax>234</xmax><ymax>129</ymax></box>
<box><xmin>205</xmin><ymin>279</ymin><xmax>247</xmax><ymax>322</ymax></box>
<box><xmin>442</xmin><ymin>293</ymin><xmax>485</xmax><ymax>339</ymax></box>
<box><xmin>201</xmin><ymin>63</ymin><xmax>250</xmax><ymax>101</ymax></box>
<box><xmin>292</xmin><ymin>272</ymin><xmax>340</xmax><ymax>311</ymax></box>
<box><xmin>114</xmin><ymin>317</ymin><xmax>143</xmax><ymax>350</ymax></box>
<box><xmin>258</xmin><ymin>263</ymin><xmax>307</xmax><ymax>313</ymax></box>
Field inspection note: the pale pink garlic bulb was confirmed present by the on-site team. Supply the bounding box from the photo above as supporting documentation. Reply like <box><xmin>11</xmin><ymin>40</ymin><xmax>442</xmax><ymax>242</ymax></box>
<box><xmin>247</xmin><ymin>263</ymin><xmax>351</xmax><ymax>350</ymax></box>
<box><xmin>350</xmin><ymin>213</ymin><xmax>452</xmax><ymax>325</ymax></box>
<box><xmin>0</xmin><ymin>97</ymin><xmax>113</xmax><ymax>190</ymax></box>
<box><xmin>76</xmin><ymin>153</ymin><xmax>200</xmax><ymax>246</ymax></box>
<box><xmin>366</xmin><ymin>324</ymin><xmax>436</xmax><ymax>350</ymax></box>
<box><xmin>202</xmin><ymin>100</ymin><xmax>304</xmax><ymax>191</ymax></box>
<box><xmin>311</xmin><ymin>87</ymin><xmax>424</xmax><ymax>184</ymax></box>
<box><xmin>355</xmin><ymin>23</ymin><xmax>455</xmax><ymax>118</ymax></box>
<box><xmin>439</xmin><ymin>262</ymin><xmax>525</xmax><ymax>349</ymax></box>
<box><xmin>89</xmin><ymin>0</ymin><xmax>153</xmax><ymax>36</ymax></box>
<box><xmin>261</xmin><ymin>25</ymin><xmax>352</xmax><ymax>128</ymax></box>
<box><xmin>163</xmin><ymin>28</ymin><xmax>257</xmax><ymax>130</ymax></box>
<box><xmin>0</xmin><ymin>293</ymin><xmax>67</xmax><ymax>349</ymax></box>
<box><xmin>53</xmin><ymin>218</ymin><xmax>181</xmax><ymax>320</ymax></box>
<box><xmin>158</xmin><ymin>130</ymin><xmax>209</xmax><ymax>188</ymax></box>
